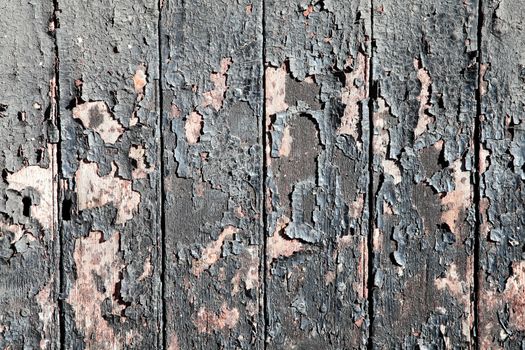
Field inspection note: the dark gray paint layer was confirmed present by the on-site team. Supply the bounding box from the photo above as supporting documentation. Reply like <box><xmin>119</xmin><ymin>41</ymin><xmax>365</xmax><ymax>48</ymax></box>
<box><xmin>57</xmin><ymin>0</ymin><xmax>162</xmax><ymax>348</ymax></box>
<box><xmin>160</xmin><ymin>0</ymin><xmax>264</xmax><ymax>348</ymax></box>
<box><xmin>0</xmin><ymin>0</ymin><xmax>59</xmax><ymax>348</ymax></box>
<box><xmin>371</xmin><ymin>1</ymin><xmax>478</xmax><ymax>347</ymax></box>
<box><xmin>478</xmin><ymin>0</ymin><xmax>525</xmax><ymax>347</ymax></box>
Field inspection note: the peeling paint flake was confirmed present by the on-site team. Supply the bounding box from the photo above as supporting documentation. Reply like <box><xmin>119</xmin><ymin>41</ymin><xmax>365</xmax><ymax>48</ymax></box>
<box><xmin>73</xmin><ymin>101</ymin><xmax>124</xmax><ymax>144</ymax></box>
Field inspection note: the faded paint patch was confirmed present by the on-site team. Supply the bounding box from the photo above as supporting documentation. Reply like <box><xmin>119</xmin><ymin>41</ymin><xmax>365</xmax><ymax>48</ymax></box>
<box><xmin>192</xmin><ymin>226</ymin><xmax>239</xmax><ymax>277</ymax></box>
<box><xmin>193</xmin><ymin>303</ymin><xmax>239</xmax><ymax>333</ymax></box>
<box><xmin>138</xmin><ymin>254</ymin><xmax>152</xmax><ymax>281</ymax></box>
<box><xmin>265</xmin><ymin>64</ymin><xmax>289</xmax><ymax>116</ymax></box>
<box><xmin>129</xmin><ymin>145</ymin><xmax>154</xmax><ymax>179</ymax></box>
<box><xmin>441</xmin><ymin>160</ymin><xmax>470</xmax><ymax>235</ymax></box>
<box><xmin>414</xmin><ymin>58</ymin><xmax>434</xmax><ymax>138</ymax></box>
<box><xmin>231</xmin><ymin>246</ymin><xmax>259</xmax><ymax>295</ymax></box>
<box><xmin>349</xmin><ymin>194</ymin><xmax>365</xmax><ymax>218</ymax></box>
<box><xmin>75</xmin><ymin>162</ymin><xmax>141</xmax><ymax>224</ymax></box>
<box><xmin>435</xmin><ymin>264</ymin><xmax>468</xmax><ymax>302</ymax></box>
<box><xmin>67</xmin><ymin>231</ymin><xmax>123</xmax><ymax>349</ymax></box>
<box><xmin>73</xmin><ymin>101</ymin><xmax>124</xmax><ymax>144</ymax></box>
<box><xmin>167</xmin><ymin>334</ymin><xmax>180</xmax><ymax>350</ymax></box>
<box><xmin>502</xmin><ymin>261</ymin><xmax>525</xmax><ymax>331</ymax></box>
<box><xmin>278</xmin><ymin>125</ymin><xmax>292</xmax><ymax>157</ymax></box>
<box><xmin>202</xmin><ymin>57</ymin><xmax>232</xmax><ymax>111</ymax></box>
<box><xmin>479</xmin><ymin>144</ymin><xmax>491</xmax><ymax>174</ymax></box>
<box><xmin>36</xmin><ymin>280</ymin><xmax>55</xmax><ymax>350</ymax></box>
<box><xmin>185</xmin><ymin>111</ymin><xmax>203</xmax><ymax>144</ymax></box>
<box><xmin>435</xmin><ymin>263</ymin><xmax>472</xmax><ymax>338</ymax></box>
<box><xmin>7</xmin><ymin>149</ymin><xmax>55</xmax><ymax>230</ymax></box>
<box><xmin>337</xmin><ymin>52</ymin><xmax>369</xmax><ymax>145</ymax></box>
<box><xmin>382</xmin><ymin>159</ymin><xmax>402</xmax><ymax>185</ymax></box>
<box><xmin>267</xmin><ymin>216</ymin><xmax>304</xmax><ymax>263</ymax></box>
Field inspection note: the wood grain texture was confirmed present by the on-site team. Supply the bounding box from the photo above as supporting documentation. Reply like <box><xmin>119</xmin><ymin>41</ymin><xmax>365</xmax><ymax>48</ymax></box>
<box><xmin>371</xmin><ymin>1</ymin><xmax>479</xmax><ymax>347</ymax></box>
<box><xmin>478</xmin><ymin>1</ymin><xmax>525</xmax><ymax>347</ymax></box>
<box><xmin>160</xmin><ymin>0</ymin><xmax>264</xmax><ymax>348</ymax></box>
<box><xmin>57</xmin><ymin>0</ymin><xmax>162</xmax><ymax>348</ymax></box>
<box><xmin>264</xmin><ymin>1</ymin><xmax>371</xmax><ymax>348</ymax></box>
<box><xmin>0</xmin><ymin>1</ymin><xmax>59</xmax><ymax>348</ymax></box>
<box><xmin>3</xmin><ymin>0</ymin><xmax>525</xmax><ymax>347</ymax></box>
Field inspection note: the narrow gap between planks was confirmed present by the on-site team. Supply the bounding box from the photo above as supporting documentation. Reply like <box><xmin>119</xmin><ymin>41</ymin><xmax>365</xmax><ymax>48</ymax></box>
<box><xmin>473</xmin><ymin>0</ymin><xmax>484</xmax><ymax>347</ymax></box>
<box><xmin>50</xmin><ymin>0</ymin><xmax>66</xmax><ymax>348</ymax></box>
<box><xmin>157</xmin><ymin>1</ymin><xmax>168</xmax><ymax>349</ymax></box>
<box><xmin>261</xmin><ymin>0</ymin><xmax>270</xmax><ymax>348</ymax></box>
<box><xmin>366</xmin><ymin>0</ymin><xmax>375</xmax><ymax>348</ymax></box>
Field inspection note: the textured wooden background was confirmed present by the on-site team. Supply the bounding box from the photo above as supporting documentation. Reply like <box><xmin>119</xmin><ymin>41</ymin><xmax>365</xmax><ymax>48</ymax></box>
<box><xmin>0</xmin><ymin>0</ymin><xmax>523</xmax><ymax>349</ymax></box>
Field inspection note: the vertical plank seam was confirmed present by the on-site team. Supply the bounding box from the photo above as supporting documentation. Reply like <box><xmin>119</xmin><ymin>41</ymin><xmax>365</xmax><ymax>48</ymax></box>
<box><xmin>366</xmin><ymin>0</ymin><xmax>375</xmax><ymax>348</ymax></box>
<box><xmin>157</xmin><ymin>1</ymin><xmax>167</xmax><ymax>348</ymax></box>
<box><xmin>473</xmin><ymin>0</ymin><xmax>484</xmax><ymax>348</ymax></box>
<box><xmin>261</xmin><ymin>0</ymin><xmax>269</xmax><ymax>348</ymax></box>
<box><xmin>50</xmin><ymin>0</ymin><xmax>66</xmax><ymax>348</ymax></box>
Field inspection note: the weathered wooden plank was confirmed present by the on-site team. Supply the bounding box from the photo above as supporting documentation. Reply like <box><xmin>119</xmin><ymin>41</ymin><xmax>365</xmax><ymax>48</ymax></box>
<box><xmin>371</xmin><ymin>1</ymin><xmax>479</xmax><ymax>347</ymax></box>
<box><xmin>478</xmin><ymin>1</ymin><xmax>525</xmax><ymax>347</ymax></box>
<box><xmin>160</xmin><ymin>0</ymin><xmax>264</xmax><ymax>348</ymax></box>
<box><xmin>0</xmin><ymin>1</ymin><xmax>59</xmax><ymax>348</ymax></box>
<box><xmin>57</xmin><ymin>1</ymin><xmax>162</xmax><ymax>348</ymax></box>
<box><xmin>264</xmin><ymin>1</ymin><xmax>371</xmax><ymax>348</ymax></box>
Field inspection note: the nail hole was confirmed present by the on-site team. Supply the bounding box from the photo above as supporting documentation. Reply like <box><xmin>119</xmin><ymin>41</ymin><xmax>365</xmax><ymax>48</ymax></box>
<box><xmin>22</xmin><ymin>196</ymin><xmax>31</xmax><ymax>217</ymax></box>
<box><xmin>62</xmin><ymin>198</ymin><xmax>72</xmax><ymax>221</ymax></box>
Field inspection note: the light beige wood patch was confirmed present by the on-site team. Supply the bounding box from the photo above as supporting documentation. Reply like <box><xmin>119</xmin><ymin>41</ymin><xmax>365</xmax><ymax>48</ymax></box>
<box><xmin>75</xmin><ymin>162</ymin><xmax>140</xmax><ymax>224</ymax></box>
<box><xmin>67</xmin><ymin>231</ymin><xmax>123</xmax><ymax>349</ymax></box>
<box><xmin>73</xmin><ymin>101</ymin><xmax>124</xmax><ymax>144</ymax></box>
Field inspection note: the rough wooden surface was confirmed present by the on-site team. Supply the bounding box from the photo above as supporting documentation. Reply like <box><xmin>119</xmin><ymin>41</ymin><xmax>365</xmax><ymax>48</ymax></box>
<box><xmin>160</xmin><ymin>0</ymin><xmax>264</xmax><ymax>348</ymax></box>
<box><xmin>57</xmin><ymin>0</ymin><xmax>162</xmax><ymax>348</ymax></box>
<box><xmin>0</xmin><ymin>0</ymin><xmax>524</xmax><ymax>348</ymax></box>
<box><xmin>0</xmin><ymin>0</ymin><xmax>59</xmax><ymax>348</ymax></box>
<box><xmin>371</xmin><ymin>1</ymin><xmax>479</xmax><ymax>347</ymax></box>
<box><xmin>478</xmin><ymin>0</ymin><xmax>525</xmax><ymax>347</ymax></box>
<box><xmin>264</xmin><ymin>0</ymin><xmax>370</xmax><ymax>348</ymax></box>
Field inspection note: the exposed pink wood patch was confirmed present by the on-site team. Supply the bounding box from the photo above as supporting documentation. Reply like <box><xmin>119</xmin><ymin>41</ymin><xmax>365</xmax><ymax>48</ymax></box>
<box><xmin>265</xmin><ymin>64</ymin><xmax>289</xmax><ymax>117</ymax></box>
<box><xmin>7</xmin><ymin>148</ymin><xmax>55</xmax><ymax>230</ymax></box>
<box><xmin>185</xmin><ymin>111</ymin><xmax>203</xmax><ymax>144</ymax></box>
<box><xmin>193</xmin><ymin>303</ymin><xmax>240</xmax><ymax>334</ymax></box>
<box><xmin>191</xmin><ymin>226</ymin><xmax>239</xmax><ymax>277</ymax></box>
<box><xmin>413</xmin><ymin>58</ymin><xmax>434</xmax><ymax>138</ymax></box>
<box><xmin>202</xmin><ymin>57</ymin><xmax>232</xmax><ymax>111</ymax></box>
<box><xmin>337</xmin><ymin>52</ymin><xmax>369</xmax><ymax>145</ymax></box>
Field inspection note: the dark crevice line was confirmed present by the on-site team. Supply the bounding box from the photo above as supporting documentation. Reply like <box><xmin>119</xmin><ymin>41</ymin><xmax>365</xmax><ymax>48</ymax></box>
<box><xmin>261</xmin><ymin>0</ymin><xmax>269</xmax><ymax>348</ymax></box>
<box><xmin>473</xmin><ymin>0</ymin><xmax>484</xmax><ymax>348</ymax></box>
<box><xmin>51</xmin><ymin>0</ymin><xmax>65</xmax><ymax>348</ymax></box>
<box><xmin>157</xmin><ymin>1</ymin><xmax>167</xmax><ymax>349</ymax></box>
<box><xmin>366</xmin><ymin>0</ymin><xmax>375</xmax><ymax>349</ymax></box>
